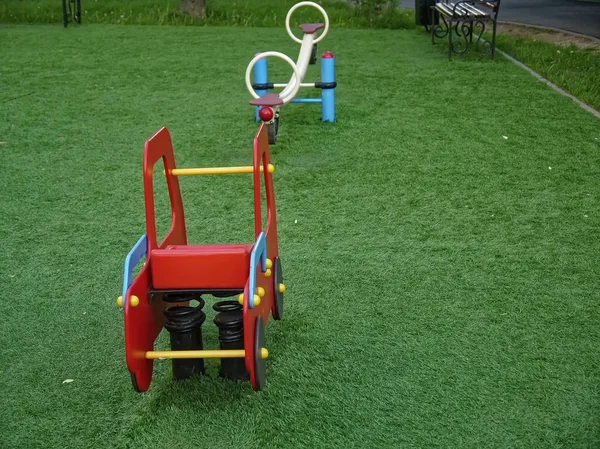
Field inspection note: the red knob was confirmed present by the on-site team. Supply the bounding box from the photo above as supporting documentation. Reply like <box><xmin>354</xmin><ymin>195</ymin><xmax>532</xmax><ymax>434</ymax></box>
<box><xmin>259</xmin><ymin>107</ymin><xmax>274</xmax><ymax>122</ymax></box>
<box><xmin>322</xmin><ymin>51</ymin><xmax>334</xmax><ymax>59</ymax></box>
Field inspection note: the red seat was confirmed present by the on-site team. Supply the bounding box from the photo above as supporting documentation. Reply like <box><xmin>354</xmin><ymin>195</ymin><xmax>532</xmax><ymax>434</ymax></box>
<box><xmin>249</xmin><ymin>93</ymin><xmax>284</xmax><ymax>107</ymax></box>
<box><xmin>150</xmin><ymin>244</ymin><xmax>252</xmax><ymax>290</ymax></box>
<box><xmin>299</xmin><ymin>23</ymin><xmax>324</xmax><ymax>34</ymax></box>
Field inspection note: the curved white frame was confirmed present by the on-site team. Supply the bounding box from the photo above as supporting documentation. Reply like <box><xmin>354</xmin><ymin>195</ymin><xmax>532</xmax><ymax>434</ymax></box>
<box><xmin>285</xmin><ymin>1</ymin><xmax>330</xmax><ymax>45</ymax></box>
<box><xmin>245</xmin><ymin>51</ymin><xmax>302</xmax><ymax>105</ymax></box>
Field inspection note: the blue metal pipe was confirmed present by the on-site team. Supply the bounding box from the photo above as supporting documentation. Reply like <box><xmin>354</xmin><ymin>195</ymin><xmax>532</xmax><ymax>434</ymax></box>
<box><xmin>253</xmin><ymin>55</ymin><xmax>268</xmax><ymax>122</ymax></box>
<box><xmin>321</xmin><ymin>52</ymin><xmax>335</xmax><ymax>122</ymax></box>
<box><xmin>291</xmin><ymin>98</ymin><xmax>322</xmax><ymax>104</ymax></box>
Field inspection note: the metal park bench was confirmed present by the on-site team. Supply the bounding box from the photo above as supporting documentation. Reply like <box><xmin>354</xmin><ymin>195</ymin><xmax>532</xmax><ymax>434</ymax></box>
<box><xmin>431</xmin><ymin>0</ymin><xmax>501</xmax><ymax>60</ymax></box>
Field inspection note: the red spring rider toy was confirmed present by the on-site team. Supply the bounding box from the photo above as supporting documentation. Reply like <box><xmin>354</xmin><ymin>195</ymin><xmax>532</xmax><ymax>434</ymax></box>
<box><xmin>117</xmin><ymin>119</ymin><xmax>285</xmax><ymax>392</ymax></box>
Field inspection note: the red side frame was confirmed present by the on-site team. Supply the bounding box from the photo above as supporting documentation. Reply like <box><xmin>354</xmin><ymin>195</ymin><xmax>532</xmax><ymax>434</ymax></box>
<box><xmin>124</xmin><ymin>127</ymin><xmax>188</xmax><ymax>392</ymax></box>
<box><xmin>243</xmin><ymin>122</ymin><xmax>279</xmax><ymax>389</ymax></box>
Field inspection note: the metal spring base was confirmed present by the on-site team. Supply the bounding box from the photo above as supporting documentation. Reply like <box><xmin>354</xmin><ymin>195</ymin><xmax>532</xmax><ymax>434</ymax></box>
<box><xmin>163</xmin><ymin>293</ymin><xmax>206</xmax><ymax>380</ymax></box>
<box><xmin>213</xmin><ymin>301</ymin><xmax>249</xmax><ymax>381</ymax></box>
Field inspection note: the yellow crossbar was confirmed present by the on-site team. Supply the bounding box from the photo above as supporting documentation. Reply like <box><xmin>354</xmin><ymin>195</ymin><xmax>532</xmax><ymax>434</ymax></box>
<box><xmin>166</xmin><ymin>164</ymin><xmax>274</xmax><ymax>177</ymax></box>
<box><xmin>146</xmin><ymin>348</ymin><xmax>269</xmax><ymax>360</ymax></box>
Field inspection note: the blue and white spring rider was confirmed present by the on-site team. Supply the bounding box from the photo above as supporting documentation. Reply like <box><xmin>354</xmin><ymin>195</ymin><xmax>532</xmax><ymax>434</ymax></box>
<box><xmin>245</xmin><ymin>1</ymin><xmax>336</xmax><ymax>144</ymax></box>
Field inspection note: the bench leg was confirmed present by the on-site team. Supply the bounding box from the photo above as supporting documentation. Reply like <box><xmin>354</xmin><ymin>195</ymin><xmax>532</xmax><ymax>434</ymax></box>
<box><xmin>76</xmin><ymin>0</ymin><xmax>81</xmax><ymax>23</ymax></box>
<box><xmin>62</xmin><ymin>0</ymin><xmax>68</xmax><ymax>27</ymax></box>
<box><xmin>448</xmin><ymin>19</ymin><xmax>453</xmax><ymax>60</ymax></box>
<box><xmin>431</xmin><ymin>7</ymin><xmax>435</xmax><ymax>45</ymax></box>
<box><xmin>491</xmin><ymin>19</ymin><xmax>498</xmax><ymax>60</ymax></box>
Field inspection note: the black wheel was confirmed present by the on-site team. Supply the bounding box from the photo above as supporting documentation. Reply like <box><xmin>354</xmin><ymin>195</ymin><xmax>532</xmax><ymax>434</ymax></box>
<box><xmin>253</xmin><ymin>316</ymin><xmax>266</xmax><ymax>391</ymax></box>
<box><xmin>273</xmin><ymin>257</ymin><xmax>284</xmax><ymax>320</ymax></box>
<box><xmin>267</xmin><ymin>122</ymin><xmax>277</xmax><ymax>145</ymax></box>
<box><xmin>309</xmin><ymin>44</ymin><xmax>318</xmax><ymax>65</ymax></box>
<box><xmin>130</xmin><ymin>373</ymin><xmax>141</xmax><ymax>392</ymax></box>
<box><xmin>267</xmin><ymin>112</ymin><xmax>279</xmax><ymax>145</ymax></box>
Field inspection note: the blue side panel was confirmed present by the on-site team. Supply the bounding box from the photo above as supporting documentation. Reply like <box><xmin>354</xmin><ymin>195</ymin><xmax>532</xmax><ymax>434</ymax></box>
<box><xmin>248</xmin><ymin>232</ymin><xmax>267</xmax><ymax>309</ymax></box>
<box><xmin>120</xmin><ymin>234</ymin><xmax>147</xmax><ymax>310</ymax></box>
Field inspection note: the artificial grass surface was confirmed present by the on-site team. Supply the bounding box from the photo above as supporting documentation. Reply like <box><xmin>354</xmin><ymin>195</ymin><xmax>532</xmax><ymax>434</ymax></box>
<box><xmin>1</xmin><ymin>24</ymin><xmax>599</xmax><ymax>448</ymax></box>
<box><xmin>493</xmin><ymin>32</ymin><xmax>600</xmax><ymax>112</ymax></box>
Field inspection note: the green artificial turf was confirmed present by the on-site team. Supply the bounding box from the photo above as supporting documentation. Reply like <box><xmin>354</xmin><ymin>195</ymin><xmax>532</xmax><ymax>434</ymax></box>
<box><xmin>1</xmin><ymin>24</ymin><xmax>599</xmax><ymax>449</ymax></box>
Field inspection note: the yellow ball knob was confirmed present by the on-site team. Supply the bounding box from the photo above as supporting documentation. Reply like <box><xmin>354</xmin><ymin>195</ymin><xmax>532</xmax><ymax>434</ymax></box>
<box><xmin>260</xmin><ymin>348</ymin><xmax>269</xmax><ymax>359</ymax></box>
<box><xmin>238</xmin><ymin>294</ymin><xmax>244</xmax><ymax>305</ymax></box>
<box><xmin>278</xmin><ymin>283</ymin><xmax>286</xmax><ymax>294</ymax></box>
<box><xmin>130</xmin><ymin>295</ymin><xmax>140</xmax><ymax>307</ymax></box>
<box><xmin>266</xmin><ymin>259</ymin><xmax>273</xmax><ymax>269</ymax></box>
<box><xmin>253</xmin><ymin>294</ymin><xmax>261</xmax><ymax>306</ymax></box>
<box><xmin>116</xmin><ymin>296</ymin><xmax>123</xmax><ymax>308</ymax></box>
<box><xmin>257</xmin><ymin>287</ymin><xmax>265</xmax><ymax>297</ymax></box>
<box><xmin>264</xmin><ymin>268</ymin><xmax>272</xmax><ymax>277</ymax></box>
<box><xmin>267</xmin><ymin>164</ymin><xmax>275</xmax><ymax>173</ymax></box>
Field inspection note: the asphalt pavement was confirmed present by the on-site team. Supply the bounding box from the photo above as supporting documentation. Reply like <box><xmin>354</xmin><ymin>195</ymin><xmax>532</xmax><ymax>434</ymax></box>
<box><xmin>400</xmin><ymin>0</ymin><xmax>600</xmax><ymax>39</ymax></box>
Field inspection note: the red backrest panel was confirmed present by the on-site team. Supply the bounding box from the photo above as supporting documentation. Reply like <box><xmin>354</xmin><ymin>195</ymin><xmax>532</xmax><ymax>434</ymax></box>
<box><xmin>143</xmin><ymin>127</ymin><xmax>187</xmax><ymax>251</ymax></box>
<box><xmin>252</xmin><ymin>123</ymin><xmax>279</xmax><ymax>259</ymax></box>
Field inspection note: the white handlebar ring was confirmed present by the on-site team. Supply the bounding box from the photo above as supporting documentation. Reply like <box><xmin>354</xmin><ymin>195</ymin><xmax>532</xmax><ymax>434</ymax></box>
<box><xmin>245</xmin><ymin>51</ymin><xmax>302</xmax><ymax>104</ymax></box>
<box><xmin>285</xmin><ymin>1</ymin><xmax>330</xmax><ymax>45</ymax></box>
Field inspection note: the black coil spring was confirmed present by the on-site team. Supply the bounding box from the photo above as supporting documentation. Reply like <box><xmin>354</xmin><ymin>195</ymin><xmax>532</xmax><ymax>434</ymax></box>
<box><xmin>163</xmin><ymin>293</ymin><xmax>206</xmax><ymax>380</ymax></box>
<box><xmin>213</xmin><ymin>300</ymin><xmax>248</xmax><ymax>380</ymax></box>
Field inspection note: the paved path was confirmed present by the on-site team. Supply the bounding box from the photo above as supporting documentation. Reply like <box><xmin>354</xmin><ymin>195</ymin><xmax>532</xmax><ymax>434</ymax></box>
<box><xmin>498</xmin><ymin>0</ymin><xmax>600</xmax><ymax>39</ymax></box>
<box><xmin>400</xmin><ymin>0</ymin><xmax>600</xmax><ymax>39</ymax></box>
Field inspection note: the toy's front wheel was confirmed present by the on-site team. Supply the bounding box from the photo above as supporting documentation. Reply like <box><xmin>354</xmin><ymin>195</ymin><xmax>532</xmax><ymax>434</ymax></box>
<box><xmin>267</xmin><ymin>113</ymin><xmax>279</xmax><ymax>145</ymax></box>
<box><xmin>253</xmin><ymin>316</ymin><xmax>267</xmax><ymax>391</ymax></box>
<box><xmin>272</xmin><ymin>257</ymin><xmax>284</xmax><ymax>320</ymax></box>
<box><xmin>309</xmin><ymin>44</ymin><xmax>317</xmax><ymax>65</ymax></box>
<box><xmin>130</xmin><ymin>373</ymin><xmax>141</xmax><ymax>392</ymax></box>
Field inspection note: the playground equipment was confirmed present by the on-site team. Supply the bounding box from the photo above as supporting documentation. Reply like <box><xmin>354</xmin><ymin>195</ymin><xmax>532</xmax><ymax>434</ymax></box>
<box><xmin>117</xmin><ymin>122</ymin><xmax>285</xmax><ymax>392</ymax></box>
<box><xmin>62</xmin><ymin>0</ymin><xmax>81</xmax><ymax>27</ymax></box>
<box><xmin>245</xmin><ymin>1</ymin><xmax>337</xmax><ymax>144</ymax></box>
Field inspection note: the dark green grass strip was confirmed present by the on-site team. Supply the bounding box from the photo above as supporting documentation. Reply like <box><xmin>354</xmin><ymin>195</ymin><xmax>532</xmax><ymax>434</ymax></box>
<box><xmin>0</xmin><ymin>0</ymin><xmax>414</xmax><ymax>29</ymax></box>
<box><xmin>1</xmin><ymin>24</ymin><xmax>599</xmax><ymax>449</ymax></box>
<box><xmin>423</xmin><ymin>24</ymin><xmax>600</xmax><ymax>114</ymax></box>
<box><xmin>494</xmin><ymin>33</ymin><xmax>600</xmax><ymax>112</ymax></box>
